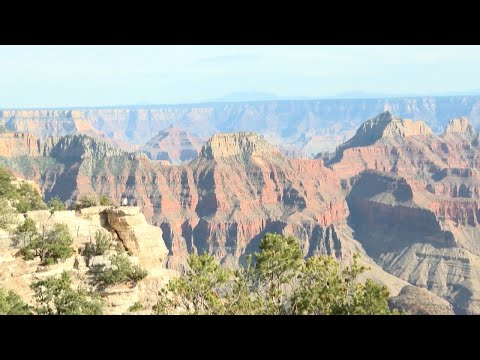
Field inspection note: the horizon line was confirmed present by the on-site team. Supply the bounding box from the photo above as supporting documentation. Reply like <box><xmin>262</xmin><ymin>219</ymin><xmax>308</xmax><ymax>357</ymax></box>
<box><xmin>3</xmin><ymin>93</ymin><xmax>480</xmax><ymax>111</ymax></box>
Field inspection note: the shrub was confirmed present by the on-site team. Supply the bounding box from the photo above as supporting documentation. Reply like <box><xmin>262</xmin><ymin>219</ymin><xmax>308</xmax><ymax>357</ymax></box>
<box><xmin>48</xmin><ymin>196</ymin><xmax>66</xmax><ymax>213</ymax></box>
<box><xmin>15</xmin><ymin>182</ymin><xmax>47</xmax><ymax>213</ymax></box>
<box><xmin>128</xmin><ymin>301</ymin><xmax>144</xmax><ymax>313</ymax></box>
<box><xmin>94</xmin><ymin>254</ymin><xmax>148</xmax><ymax>286</ymax></box>
<box><xmin>20</xmin><ymin>223</ymin><xmax>74</xmax><ymax>265</ymax></box>
<box><xmin>99</xmin><ymin>195</ymin><xmax>113</xmax><ymax>206</ymax></box>
<box><xmin>75</xmin><ymin>194</ymin><xmax>98</xmax><ymax>210</ymax></box>
<box><xmin>0</xmin><ymin>166</ymin><xmax>16</xmax><ymax>199</ymax></box>
<box><xmin>31</xmin><ymin>272</ymin><xmax>103</xmax><ymax>315</ymax></box>
<box><xmin>0</xmin><ymin>288</ymin><xmax>31</xmax><ymax>315</ymax></box>
<box><xmin>12</xmin><ymin>218</ymin><xmax>38</xmax><ymax>247</ymax></box>
<box><xmin>0</xmin><ymin>198</ymin><xmax>16</xmax><ymax>231</ymax></box>
<box><xmin>83</xmin><ymin>230</ymin><xmax>112</xmax><ymax>266</ymax></box>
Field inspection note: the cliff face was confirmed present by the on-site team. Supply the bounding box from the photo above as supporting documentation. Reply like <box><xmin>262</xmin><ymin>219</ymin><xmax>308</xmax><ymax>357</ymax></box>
<box><xmin>0</xmin><ymin>132</ymin><xmax>350</xmax><ymax>264</ymax></box>
<box><xmin>326</xmin><ymin>113</ymin><xmax>480</xmax><ymax>314</ymax></box>
<box><xmin>4</xmin><ymin>95</ymin><xmax>480</xmax><ymax>153</ymax></box>
<box><xmin>0</xmin><ymin>132</ymin><xmax>55</xmax><ymax>158</ymax></box>
<box><xmin>139</xmin><ymin>126</ymin><xmax>205</xmax><ymax>164</ymax></box>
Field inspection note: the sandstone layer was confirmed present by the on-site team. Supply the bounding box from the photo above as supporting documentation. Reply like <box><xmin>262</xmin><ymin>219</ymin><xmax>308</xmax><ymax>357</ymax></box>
<box><xmin>139</xmin><ymin>126</ymin><xmax>205</xmax><ymax>164</ymax></box>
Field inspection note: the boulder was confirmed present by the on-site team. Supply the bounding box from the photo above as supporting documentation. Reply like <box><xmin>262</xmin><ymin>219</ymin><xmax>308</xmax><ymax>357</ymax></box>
<box><xmin>107</xmin><ymin>207</ymin><xmax>168</xmax><ymax>271</ymax></box>
<box><xmin>389</xmin><ymin>285</ymin><xmax>455</xmax><ymax>315</ymax></box>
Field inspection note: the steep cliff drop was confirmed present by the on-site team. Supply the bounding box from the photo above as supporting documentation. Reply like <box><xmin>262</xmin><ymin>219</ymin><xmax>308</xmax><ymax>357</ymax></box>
<box><xmin>331</xmin><ymin>113</ymin><xmax>480</xmax><ymax>314</ymax></box>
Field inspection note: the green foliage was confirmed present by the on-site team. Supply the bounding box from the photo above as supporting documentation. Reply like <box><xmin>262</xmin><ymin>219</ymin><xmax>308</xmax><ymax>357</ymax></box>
<box><xmin>48</xmin><ymin>196</ymin><xmax>66</xmax><ymax>214</ymax></box>
<box><xmin>0</xmin><ymin>198</ymin><xmax>16</xmax><ymax>231</ymax></box>
<box><xmin>0</xmin><ymin>166</ymin><xmax>16</xmax><ymax>199</ymax></box>
<box><xmin>155</xmin><ymin>233</ymin><xmax>397</xmax><ymax>315</ymax></box>
<box><xmin>0</xmin><ymin>288</ymin><xmax>31</xmax><ymax>315</ymax></box>
<box><xmin>99</xmin><ymin>195</ymin><xmax>113</xmax><ymax>206</ymax></box>
<box><xmin>0</xmin><ymin>166</ymin><xmax>47</xmax><ymax>213</ymax></box>
<box><xmin>93</xmin><ymin>254</ymin><xmax>148</xmax><ymax>286</ymax></box>
<box><xmin>289</xmin><ymin>254</ymin><xmax>391</xmax><ymax>314</ymax></box>
<box><xmin>83</xmin><ymin>230</ymin><xmax>112</xmax><ymax>266</ymax></box>
<box><xmin>15</xmin><ymin>182</ymin><xmax>47</xmax><ymax>213</ymax></box>
<box><xmin>128</xmin><ymin>301</ymin><xmax>144</xmax><ymax>313</ymax></box>
<box><xmin>12</xmin><ymin>218</ymin><xmax>38</xmax><ymax>247</ymax></box>
<box><xmin>20</xmin><ymin>223</ymin><xmax>74</xmax><ymax>265</ymax></box>
<box><xmin>31</xmin><ymin>272</ymin><xmax>103</xmax><ymax>315</ymax></box>
<box><xmin>254</xmin><ymin>233</ymin><xmax>303</xmax><ymax>314</ymax></box>
<box><xmin>75</xmin><ymin>194</ymin><xmax>98</xmax><ymax>210</ymax></box>
<box><xmin>154</xmin><ymin>253</ymin><xmax>232</xmax><ymax>315</ymax></box>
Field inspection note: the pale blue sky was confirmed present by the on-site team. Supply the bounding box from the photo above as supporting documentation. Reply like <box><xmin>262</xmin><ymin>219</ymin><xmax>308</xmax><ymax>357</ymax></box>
<box><xmin>2</xmin><ymin>45</ymin><xmax>480</xmax><ymax>108</ymax></box>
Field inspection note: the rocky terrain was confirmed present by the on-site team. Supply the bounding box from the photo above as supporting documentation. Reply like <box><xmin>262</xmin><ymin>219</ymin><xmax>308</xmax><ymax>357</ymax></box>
<box><xmin>4</xmin><ymin>95</ymin><xmax>480</xmax><ymax>154</ymax></box>
<box><xmin>139</xmin><ymin>126</ymin><xmax>205</xmax><ymax>164</ymax></box>
<box><xmin>4</xmin><ymin>110</ymin><xmax>480</xmax><ymax>313</ymax></box>
<box><xmin>0</xmin><ymin>205</ymin><xmax>176</xmax><ymax>314</ymax></box>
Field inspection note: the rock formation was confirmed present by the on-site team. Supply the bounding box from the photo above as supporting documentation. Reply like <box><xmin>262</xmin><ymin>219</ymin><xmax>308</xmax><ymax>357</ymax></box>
<box><xmin>139</xmin><ymin>126</ymin><xmax>205</xmax><ymax>164</ymax></box>
<box><xmin>388</xmin><ymin>285</ymin><xmax>455</xmax><ymax>315</ymax></box>
<box><xmin>328</xmin><ymin>113</ymin><xmax>480</xmax><ymax>313</ymax></box>
<box><xmin>107</xmin><ymin>207</ymin><xmax>168</xmax><ymax>274</ymax></box>
<box><xmin>0</xmin><ymin>205</ymin><xmax>175</xmax><ymax>314</ymax></box>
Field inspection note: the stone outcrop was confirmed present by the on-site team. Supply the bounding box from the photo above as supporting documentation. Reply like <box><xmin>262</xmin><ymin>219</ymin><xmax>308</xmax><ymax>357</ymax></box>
<box><xmin>140</xmin><ymin>126</ymin><xmax>205</xmax><ymax>164</ymax></box>
<box><xmin>0</xmin><ymin>132</ymin><xmax>55</xmax><ymax>158</ymax></box>
<box><xmin>388</xmin><ymin>285</ymin><xmax>455</xmax><ymax>315</ymax></box>
<box><xmin>0</xmin><ymin>204</ymin><xmax>174</xmax><ymax>315</ymax></box>
<box><xmin>199</xmin><ymin>132</ymin><xmax>281</xmax><ymax>160</ymax></box>
<box><xmin>442</xmin><ymin>117</ymin><xmax>478</xmax><ymax>141</ymax></box>
<box><xmin>334</xmin><ymin>111</ymin><xmax>433</xmax><ymax>157</ymax></box>
<box><xmin>107</xmin><ymin>207</ymin><xmax>168</xmax><ymax>273</ymax></box>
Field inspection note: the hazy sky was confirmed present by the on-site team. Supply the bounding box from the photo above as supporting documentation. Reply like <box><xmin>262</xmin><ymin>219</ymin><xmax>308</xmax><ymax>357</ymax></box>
<box><xmin>2</xmin><ymin>45</ymin><xmax>480</xmax><ymax>108</ymax></box>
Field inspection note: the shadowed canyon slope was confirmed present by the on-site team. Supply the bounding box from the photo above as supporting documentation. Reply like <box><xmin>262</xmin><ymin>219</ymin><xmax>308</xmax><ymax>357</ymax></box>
<box><xmin>4</xmin><ymin>95</ymin><xmax>480</xmax><ymax>154</ymax></box>
<box><xmin>3</xmin><ymin>110</ymin><xmax>480</xmax><ymax>313</ymax></box>
<box><xmin>326</xmin><ymin>112</ymin><xmax>480</xmax><ymax>314</ymax></box>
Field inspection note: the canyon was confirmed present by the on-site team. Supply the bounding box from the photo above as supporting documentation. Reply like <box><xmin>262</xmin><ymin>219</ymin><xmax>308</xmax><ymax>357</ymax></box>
<box><xmin>3</xmin><ymin>95</ymin><xmax>480</xmax><ymax>156</ymax></box>
<box><xmin>3</xmin><ymin>107</ymin><xmax>480</xmax><ymax>313</ymax></box>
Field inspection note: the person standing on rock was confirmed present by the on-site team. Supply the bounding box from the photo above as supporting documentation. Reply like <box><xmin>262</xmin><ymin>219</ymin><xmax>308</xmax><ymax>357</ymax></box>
<box><xmin>122</xmin><ymin>197</ymin><xmax>128</xmax><ymax>207</ymax></box>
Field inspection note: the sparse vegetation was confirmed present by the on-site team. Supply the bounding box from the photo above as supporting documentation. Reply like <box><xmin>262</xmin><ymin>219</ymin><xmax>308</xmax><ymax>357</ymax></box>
<box><xmin>83</xmin><ymin>230</ymin><xmax>112</xmax><ymax>265</ymax></box>
<box><xmin>0</xmin><ymin>166</ymin><xmax>17</xmax><ymax>199</ymax></box>
<box><xmin>0</xmin><ymin>166</ymin><xmax>47</xmax><ymax>213</ymax></box>
<box><xmin>75</xmin><ymin>193</ymin><xmax>98</xmax><ymax>210</ymax></box>
<box><xmin>0</xmin><ymin>288</ymin><xmax>31</xmax><ymax>315</ymax></box>
<box><xmin>99</xmin><ymin>195</ymin><xmax>114</xmax><ymax>206</ymax></box>
<box><xmin>31</xmin><ymin>272</ymin><xmax>103</xmax><ymax>315</ymax></box>
<box><xmin>48</xmin><ymin>196</ymin><xmax>66</xmax><ymax>214</ymax></box>
<box><xmin>15</xmin><ymin>182</ymin><xmax>47</xmax><ymax>213</ymax></box>
<box><xmin>154</xmin><ymin>233</ymin><xmax>396</xmax><ymax>315</ymax></box>
<box><xmin>13</xmin><ymin>218</ymin><xmax>38</xmax><ymax>248</ymax></box>
<box><xmin>128</xmin><ymin>301</ymin><xmax>144</xmax><ymax>313</ymax></box>
<box><xmin>20</xmin><ymin>223</ymin><xmax>74</xmax><ymax>265</ymax></box>
<box><xmin>0</xmin><ymin>198</ymin><xmax>17</xmax><ymax>231</ymax></box>
<box><xmin>93</xmin><ymin>253</ymin><xmax>148</xmax><ymax>286</ymax></box>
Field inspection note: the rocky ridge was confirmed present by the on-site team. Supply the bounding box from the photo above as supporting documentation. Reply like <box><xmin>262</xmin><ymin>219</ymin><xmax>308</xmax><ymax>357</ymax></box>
<box><xmin>139</xmin><ymin>126</ymin><xmax>205</xmax><ymax>164</ymax></box>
